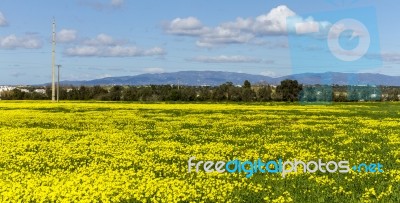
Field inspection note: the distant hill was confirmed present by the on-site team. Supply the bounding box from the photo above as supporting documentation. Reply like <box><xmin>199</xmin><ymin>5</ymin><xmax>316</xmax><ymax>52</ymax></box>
<box><xmin>55</xmin><ymin>71</ymin><xmax>400</xmax><ymax>86</ymax></box>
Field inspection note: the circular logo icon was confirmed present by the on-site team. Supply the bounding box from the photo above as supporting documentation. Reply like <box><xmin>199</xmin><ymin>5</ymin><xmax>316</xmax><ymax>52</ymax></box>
<box><xmin>327</xmin><ymin>18</ymin><xmax>370</xmax><ymax>62</ymax></box>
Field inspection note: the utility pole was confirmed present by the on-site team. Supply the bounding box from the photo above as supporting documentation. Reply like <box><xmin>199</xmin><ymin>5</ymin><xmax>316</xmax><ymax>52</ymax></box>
<box><xmin>56</xmin><ymin>65</ymin><xmax>61</xmax><ymax>102</ymax></box>
<box><xmin>51</xmin><ymin>19</ymin><xmax>56</xmax><ymax>102</ymax></box>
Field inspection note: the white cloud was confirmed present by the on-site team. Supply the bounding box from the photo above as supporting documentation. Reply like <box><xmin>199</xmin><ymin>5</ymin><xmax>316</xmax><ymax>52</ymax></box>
<box><xmin>84</xmin><ymin>34</ymin><xmax>119</xmax><ymax>46</ymax></box>
<box><xmin>111</xmin><ymin>0</ymin><xmax>124</xmax><ymax>7</ymax></box>
<box><xmin>57</xmin><ymin>29</ymin><xmax>78</xmax><ymax>43</ymax></box>
<box><xmin>196</xmin><ymin>27</ymin><xmax>254</xmax><ymax>47</ymax></box>
<box><xmin>367</xmin><ymin>53</ymin><xmax>400</xmax><ymax>63</ymax></box>
<box><xmin>164</xmin><ymin>5</ymin><xmax>330</xmax><ymax>47</ymax></box>
<box><xmin>64</xmin><ymin>34</ymin><xmax>165</xmax><ymax>57</ymax></box>
<box><xmin>189</xmin><ymin>55</ymin><xmax>261</xmax><ymax>63</ymax></box>
<box><xmin>221</xmin><ymin>5</ymin><xmax>329</xmax><ymax>36</ymax></box>
<box><xmin>218</xmin><ymin>5</ymin><xmax>296</xmax><ymax>35</ymax></box>
<box><xmin>253</xmin><ymin>5</ymin><xmax>296</xmax><ymax>35</ymax></box>
<box><xmin>164</xmin><ymin>17</ymin><xmax>209</xmax><ymax>36</ymax></box>
<box><xmin>382</xmin><ymin>53</ymin><xmax>400</xmax><ymax>62</ymax></box>
<box><xmin>164</xmin><ymin>17</ymin><xmax>252</xmax><ymax>47</ymax></box>
<box><xmin>65</xmin><ymin>46</ymin><xmax>98</xmax><ymax>56</ymax></box>
<box><xmin>64</xmin><ymin>33</ymin><xmax>165</xmax><ymax>57</ymax></box>
<box><xmin>65</xmin><ymin>45</ymin><xmax>165</xmax><ymax>57</ymax></box>
<box><xmin>0</xmin><ymin>35</ymin><xmax>42</xmax><ymax>49</ymax></box>
<box><xmin>0</xmin><ymin>12</ymin><xmax>7</xmax><ymax>26</ymax></box>
<box><xmin>295</xmin><ymin>19</ymin><xmax>320</xmax><ymax>34</ymax></box>
<box><xmin>143</xmin><ymin>67</ymin><xmax>164</xmax><ymax>74</ymax></box>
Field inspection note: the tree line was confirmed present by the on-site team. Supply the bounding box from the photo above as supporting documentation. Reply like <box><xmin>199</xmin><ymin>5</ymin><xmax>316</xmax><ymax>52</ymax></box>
<box><xmin>1</xmin><ymin>79</ymin><xmax>400</xmax><ymax>102</ymax></box>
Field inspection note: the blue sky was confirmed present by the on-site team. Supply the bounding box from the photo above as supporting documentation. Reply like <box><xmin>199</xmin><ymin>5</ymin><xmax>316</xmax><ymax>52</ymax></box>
<box><xmin>0</xmin><ymin>0</ymin><xmax>399</xmax><ymax>85</ymax></box>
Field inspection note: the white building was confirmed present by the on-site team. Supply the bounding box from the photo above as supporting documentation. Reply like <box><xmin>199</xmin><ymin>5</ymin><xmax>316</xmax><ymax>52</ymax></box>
<box><xmin>0</xmin><ymin>86</ymin><xmax>15</xmax><ymax>99</ymax></box>
<box><xmin>34</xmin><ymin>89</ymin><xmax>46</xmax><ymax>94</ymax></box>
<box><xmin>0</xmin><ymin>86</ymin><xmax>15</xmax><ymax>92</ymax></box>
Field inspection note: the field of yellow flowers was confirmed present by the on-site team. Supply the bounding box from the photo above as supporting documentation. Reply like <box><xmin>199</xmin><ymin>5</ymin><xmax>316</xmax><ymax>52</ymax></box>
<box><xmin>0</xmin><ymin>101</ymin><xmax>399</xmax><ymax>202</ymax></box>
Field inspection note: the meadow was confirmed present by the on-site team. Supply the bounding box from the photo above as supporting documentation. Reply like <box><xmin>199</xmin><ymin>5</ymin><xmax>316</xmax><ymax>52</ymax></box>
<box><xmin>0</xmin><ymin>101</ymin><xmax>398</xmax><ymax>202</ymax></box>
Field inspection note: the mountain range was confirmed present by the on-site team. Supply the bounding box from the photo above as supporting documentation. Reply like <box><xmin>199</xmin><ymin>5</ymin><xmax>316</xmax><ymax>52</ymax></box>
<box><xmin>56</xmin><ymin>71</ymin><xmax>400</xmax><ymax>86</ymax></box>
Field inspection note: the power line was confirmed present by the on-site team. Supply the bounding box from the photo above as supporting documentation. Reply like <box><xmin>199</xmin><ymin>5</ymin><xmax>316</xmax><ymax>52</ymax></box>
<box><xmin>56</xmin><ymin>64</ymin><xmax>62</xmax><ymax>102</ymax></box>
<box><xmin>51</xmin><ymin>19</ymin><xmax>56</xmax><ymax>102</ymax></box>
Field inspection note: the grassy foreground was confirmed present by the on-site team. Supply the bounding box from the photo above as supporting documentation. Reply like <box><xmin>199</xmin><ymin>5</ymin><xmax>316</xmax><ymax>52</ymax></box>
<box><xmin>0</xmin><ymin>101</ymin><xmax>399</xmax><ymax>202</ymax></box>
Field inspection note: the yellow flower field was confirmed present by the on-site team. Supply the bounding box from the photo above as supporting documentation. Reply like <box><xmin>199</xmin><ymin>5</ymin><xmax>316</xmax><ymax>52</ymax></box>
<box><xmin>0</xmin><ymin>101</ymin><xmax>399</xmax><ymax>202</ymax></box>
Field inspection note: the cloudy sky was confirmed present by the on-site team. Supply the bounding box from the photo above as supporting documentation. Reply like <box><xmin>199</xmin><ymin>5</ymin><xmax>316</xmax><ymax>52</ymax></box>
<box><xmin>0</xmin><ymin>0</ymin><xmax>399</xmax><ymax>85</ymax></box>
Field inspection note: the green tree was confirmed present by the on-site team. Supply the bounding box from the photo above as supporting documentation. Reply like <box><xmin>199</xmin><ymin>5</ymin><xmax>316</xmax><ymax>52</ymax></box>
<box><xmin>109</xmin><ymin>85</ymin><xmax>123</xmax><ymax>101</ymax></box>
<box><xmin>78</xmin><ymin>86</ymin><xmax>91</xmax><ymax>100</ymax></box>
<box><xmin>242</xmin><ymin>88</ymin><xmax>256</xmax><ymax>102</ymax></box>
<box><xmin>91</xmin><ymin>86</ymin><xmax>108</xmax><ymax>100</ymax></box>
<box><xmin>122</xmin><ymin>86</ymin><xmax>138</xmax><ymax>101</ymax></box>
<box><xmin>12</xmin><ymin>89</ymin><xmax>25</xmax><ymax>100</ymax></box>
<box><xmin>258</xmin><ymin>86</ymin><xmax>272</xmax><ymax>101</ymax></box>
<box><xmin>276</xmin><ymin>79</ymin><xmax>303</xmax><ymax>102</ymax></box>
<box><xmin>243</xmin><ymin>80</ymin><xmax>251</xmax><ymax>89</ymax></box>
